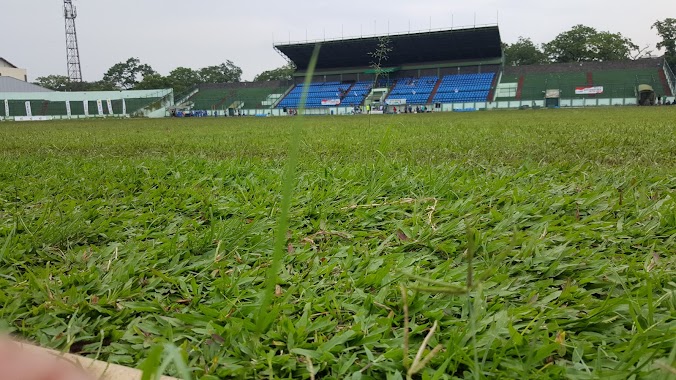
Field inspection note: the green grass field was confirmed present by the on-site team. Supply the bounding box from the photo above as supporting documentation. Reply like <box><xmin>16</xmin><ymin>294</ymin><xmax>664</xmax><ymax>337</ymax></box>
<box><xmin>1</xmin><ymin>108</ymin><xmax>675</xmax><ymax>379</ymax></box>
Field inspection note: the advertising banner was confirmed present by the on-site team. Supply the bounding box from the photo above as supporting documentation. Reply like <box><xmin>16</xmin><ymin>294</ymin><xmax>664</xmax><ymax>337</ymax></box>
<box><xmin>3</xmin><ymin>99</ymin><xmax>8</xmax><ymax>117</ymax></box>
<box><xmin>83</xmin><ymin>101</ymin><xmax>89</xmax><ymax>116</ymax></box>
<box><xmin>25</xmin><ymin>101</ymin><xmax>32</xmax><ymax>117</ymax></box>
<box><xmin>321</xmin><ymin>99</ymin><xmax>341</xmax><ymax>106</ymax></box>
<box><xmin>15</xmin><ymin>116</ymin><xmax>52</xmax><ymax>122</ymax></box>
<box><xmin>107</xmin><ymin>99</ymin><xmax>114</xmax><ymax>115</ymax></box>
<box><xmin>122</xmin><ymin>99</ymin><xmax>127</xmax><ymax>115</ymax></box>
<box><xmin>96</xmin><ymin>100</ymin><xmax>104</xmax><ymax>115</ymax></box>
<box><xmin>575</xmin><ymin>86</ymin><xmax>604</xmax><ymax>95</ymax></box>
<box><xmin>385</xmin><ymin>99</ymin><xmax>407</xmax><ymax>106</ymax></box>
<box><xmin>545</xmin><ymin>89</ymin><xmax>561</xmax><ymax>99</ymax></box>
<box><xmin>65</xmin><ymin>101</ymin><xmax>71</xmax><ymax>117</ymax></box>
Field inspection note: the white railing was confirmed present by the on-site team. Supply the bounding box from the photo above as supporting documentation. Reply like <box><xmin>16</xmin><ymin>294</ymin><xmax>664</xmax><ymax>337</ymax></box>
<box><xmin>663</xmin><ymin>62</ymin><xmax>676</xmax><ymax>95</ymax></box>
<box><xmin>174</xmin><ymin>88</ymin><xmax>199</xmax><ymax>106</ymax></box>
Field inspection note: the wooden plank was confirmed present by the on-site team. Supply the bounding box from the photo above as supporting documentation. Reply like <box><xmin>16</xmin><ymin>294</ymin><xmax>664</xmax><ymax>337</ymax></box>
<box><xmin>11</xmin><ymin>340</ymin><xmax>178</xmax><ymax>380</ymax></box>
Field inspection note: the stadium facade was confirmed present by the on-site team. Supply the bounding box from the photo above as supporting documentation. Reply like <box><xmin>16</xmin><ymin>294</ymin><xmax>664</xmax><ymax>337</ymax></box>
<box><xmin>2</xmin><ymin>26</ymin><xmax>676</xmax><ymax>120</ymax></box>
<box><xmin>177</xmin><ymin>26</ymin><xmax>676</xmax><ymax>115</ymax></box>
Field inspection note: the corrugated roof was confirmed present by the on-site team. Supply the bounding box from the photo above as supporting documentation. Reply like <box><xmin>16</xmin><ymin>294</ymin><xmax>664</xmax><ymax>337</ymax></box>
<box><xmin>276</xmin><ymin>26</ymin><xmax>503</xmax><ymax>72</ymax></box>
<box><xmin>0</xmin><ymin>57</ymin><xmax>18</xmax><ymax>68</ymax></box>
<box><xmin>0</xmin><ymin>76</ymin><xmax>53</xmax><ymax>93</ymax></box>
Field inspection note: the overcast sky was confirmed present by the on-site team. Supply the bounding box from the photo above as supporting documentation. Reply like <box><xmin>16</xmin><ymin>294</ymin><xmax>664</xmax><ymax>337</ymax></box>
<box><xmin>1</xmin><ymin>0</ymin><xmax>671</xmax><ymax>82</ymax></box>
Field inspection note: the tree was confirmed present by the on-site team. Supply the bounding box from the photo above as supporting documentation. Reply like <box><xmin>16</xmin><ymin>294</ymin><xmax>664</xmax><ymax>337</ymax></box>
<box><xmin>543</xmin><ymin>25</ymin><xmax>638</xmax><ymax>62</ymax></box>
<box><xmin>198</xmin><ymin>61</ymin><xmax>242</xmax><ymax>83</ymax></box>
<box><xmin>653</xmin><ymin>18</ymin><xmax>676</xmax><ymax>71</ymax></box>
<box><xmin>254</xmin><ymin>64</ymin><xmax>295</xmax><ymax>81</ymax></box>
<box><xmin>102</xmin><ymin>57</ymin><xmax>156</xmax><ymax>90</ymax></box>
<box><xmin>168</xmin><ymin>67</ymin><xmax>200</xmax><ymax>86</ymax></box>
<box><xmin>85</xmin><ymin>81</ymin><xmax>117</xmax><ymax>91</ymax></box>
<box><xmin>34</xmin><ymin>75</ymin><xmax>116</xmax><ymax>92</ymax></box>
<box><xmin>369</xmin><ymin>36</ymin><xmax>393</xmax><ymax>85</ymax></box>
<box><xmin>503</xmin><ymin>37</ymin><xmax>548</xmax><ymax>66</ymax></box>
<box><xmin>629</xmin><ymin>44</ymin><xmax>653</xmax><ymax>60</ymax></box>
<box><xmin>167</xmin><ymin>67</ymin><xmax>202</xmax><ymax>93</ymax></box>
<box><xmin>35</xmin><ymin>75</ymin><xmax>71</xmax><ymax>91</ymax></box>
<box><xmin>135</xmin><ymin>73</ymin><xmax>173</xmax><ymax>91</ymax></box>
<box><xmin>592</xmin><ymin>31</ymin><xmax>639</xmax><ymax>61</ymax></box>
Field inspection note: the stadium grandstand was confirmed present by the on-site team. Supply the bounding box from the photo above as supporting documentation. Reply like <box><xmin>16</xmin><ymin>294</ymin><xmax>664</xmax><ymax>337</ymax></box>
<box><xmin>255</xmin><ymin>26</ymin><xmax>674</xmax><ymax>114</ymax></box>
<box><xmin>143</xmin><ymin>32</ymin><xmax>676</xmax><ymax>116</ymax></box>
<box><xmin>174</xmin><ymin>81</ymin><xmax>292</xmax><ymax>116</ymax></box>
<box><xmin>1</xmin><ymin>54</ymin><xmax>176</xmax><ymax>121</ymax></box>
<box><xmin>3</xmin><ymin>26</ymin><xmax>676</xmax><ymax>121</ymax></box>
<box><xmin>273</xmin><ymin>26</ymin><xmax>503</xmax><ymax>113</ymax></box>
<box><xmin>497</xmin><ymin>57</ymin><xmax>675</xmax><ymax>107</ymax></box>
<box><xmin>175</xmin><ymin>26</ymin><xmax>506</xmax><ymax>116</ymax></box>
<box><xmin>0</xmin><ymin>79</ymin><xmax>173</xmax><ymax>121</ymax></box>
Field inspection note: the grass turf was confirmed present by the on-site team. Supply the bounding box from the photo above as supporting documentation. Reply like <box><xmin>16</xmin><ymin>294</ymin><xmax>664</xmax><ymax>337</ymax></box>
<box><xmin>1</xmin><ymin>108</ymin><xmax>675</xmax><ymax>379</ymax></box>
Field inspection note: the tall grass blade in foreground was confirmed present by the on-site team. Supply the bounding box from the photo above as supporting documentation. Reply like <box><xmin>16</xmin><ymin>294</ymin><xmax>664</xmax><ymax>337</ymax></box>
<box><xmin>255</xmin><ymin>44</ymin><xmax>322</xmax><ymax>333</ymax></box>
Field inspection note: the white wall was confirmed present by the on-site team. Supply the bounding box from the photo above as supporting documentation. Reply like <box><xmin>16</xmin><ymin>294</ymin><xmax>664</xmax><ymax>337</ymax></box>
<box><xmin>0</xmin><ymin>89</ymin><xmax>174</xmax><ymax>120</ymax></box>
<box><xmin>0</xmin><ymin>89</ymin><xmax>171</xmax><ymax>101</ymax></box>
<box><xmin>233</xmin><ymin>98</ymin><xmax>643</xmax><ymax>116</ymax></box>
<box><xmin>0</xmin><ymin>67</ymin><xmax>28</xmax><ymax>81</ymax></box>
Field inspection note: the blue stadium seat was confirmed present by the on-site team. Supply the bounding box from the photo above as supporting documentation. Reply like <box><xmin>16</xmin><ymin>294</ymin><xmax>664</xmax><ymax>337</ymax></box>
<box><xmin>277</xmin><ymin>81</ymin><xmax>373</xmax><ymax>109</ymax></box>
<box><xmin>432</xmin><ymin>73</ymin><xmax>495</xmax><ymax>103</ymax></box>
<box><xmin>385</xmin><ymin>76</ymin><xmax>439</xmax><ymax>105</ymax></box>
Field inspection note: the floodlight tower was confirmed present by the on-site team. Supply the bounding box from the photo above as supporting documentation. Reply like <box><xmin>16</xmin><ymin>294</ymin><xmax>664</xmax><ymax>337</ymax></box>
<box><xmin>63</xmin><ymin>0</ymin><xmax>83</xmax><ymax>82</ymax></box>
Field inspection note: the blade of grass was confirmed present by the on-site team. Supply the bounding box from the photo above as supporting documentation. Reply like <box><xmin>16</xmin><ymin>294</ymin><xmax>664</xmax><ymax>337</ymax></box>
<box><xmin>255</xmin><ymin>43</ymin><xmax>322</xmax><ymax>333</ymax></box>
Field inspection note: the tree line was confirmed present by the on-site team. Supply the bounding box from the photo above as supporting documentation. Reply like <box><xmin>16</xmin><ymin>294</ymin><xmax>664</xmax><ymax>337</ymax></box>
<box><xmin>36</xmin><ymin>19</ymin><xmax>675</xmax><ymax>92</ymax></box>
<box><xmin>504</xmin><ymin>19</ymin><xmax>676</xmax><ymax>70</ymax></box>
<box><xmin>35</xmin><ymin>59</ymin><xmax>295</xmax><ymax>94</ymax></box>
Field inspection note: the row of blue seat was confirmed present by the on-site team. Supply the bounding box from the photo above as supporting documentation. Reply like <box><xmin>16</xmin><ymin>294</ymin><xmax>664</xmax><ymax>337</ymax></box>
<box><xmin>433</xmin><ymin>91</ymin><xmax>490</xmax><ymax>102</ymax></box>
<box><xmin>441</xmin><ymin>81</ymin><xmax>492</xmax><ymax>85</ymax></box>
<box><xmin>438</xmin><ymin>73</ymin><xmax>494</xmax><ymax>85</ymax></box>
<box><xmin>437</xmin><ymin>85</ymin><xmax>492</xmax><ymax>93</ymax></box>
<box><xmin>279</xmin><ymin>81</ymin><xmax>374</xmax><ymax>108</ymax></box>
<box><xmin>444</xmin><ymin>73</ymin><xmax>494</xmax><ymax>79</ymax></box>
<box><xmin>286</xmin><ymin>89</ymin><xmax>350</xmax><ymax>95</ymax></box>
<box><xmin>278</xmin><ymin>74</ymin><xmax>495</xmax><ymax>108</ymax></box>
<box><xmin>283</xmin><ymin>91</ymin><xmax>369</xmax><ymax>99</ymax></box>
<box><xmin>431</xmin><ymin>73</ymin><xmax>495</xmax><ymax>103</ymax></box>
<box><xmin>390</xmin><ymin>89</ymin><xmax>435</xmax><ymax>95</ymax></box>
<box><xmin>386</xmin><ymin>76</ymin><xmax>439</xmax><ymax>105</ymax></box>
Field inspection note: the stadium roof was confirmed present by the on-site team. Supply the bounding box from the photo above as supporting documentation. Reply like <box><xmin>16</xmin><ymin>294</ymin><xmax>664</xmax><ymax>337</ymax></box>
<box><xmin>0</xmin><ymin>77</ymin><xmax>52</xmax><ymax>93</ymax></box>
<box><xmin>275</xmin><ymin>26</ymin><xmax>503</xmax><ymax>72</ymax></box>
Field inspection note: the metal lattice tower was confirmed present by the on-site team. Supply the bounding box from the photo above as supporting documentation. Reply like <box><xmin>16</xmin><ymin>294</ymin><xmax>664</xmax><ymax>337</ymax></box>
<box><xmin>63</xmin><ymin>0</ymin><xmax>82</xmax><ymax>82</ymax></box>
